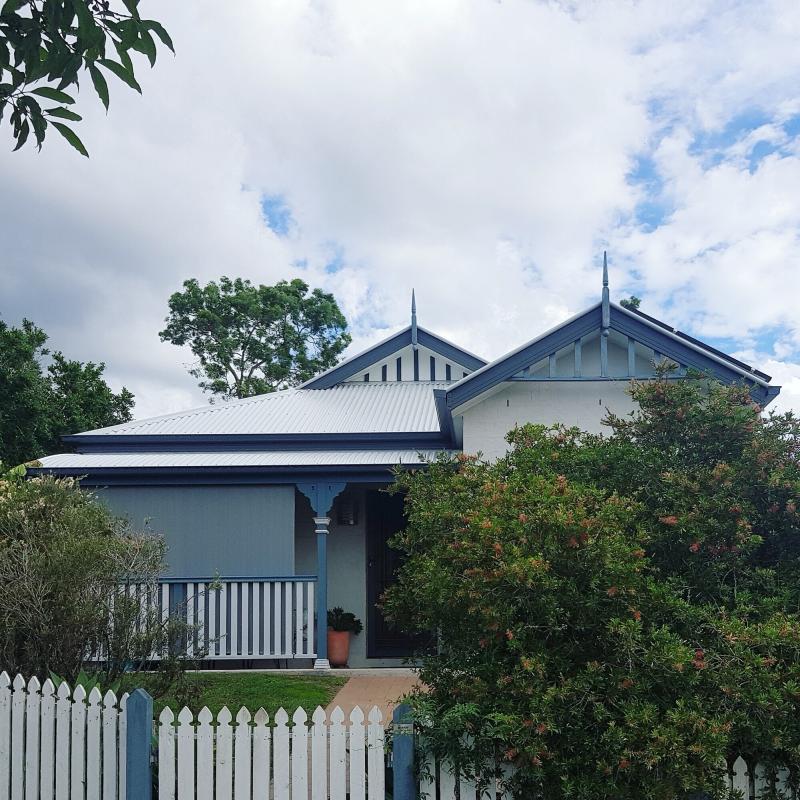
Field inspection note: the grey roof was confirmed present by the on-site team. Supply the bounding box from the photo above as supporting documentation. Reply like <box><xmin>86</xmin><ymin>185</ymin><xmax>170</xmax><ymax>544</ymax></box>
<box><xmin>73</xmin><ymin>382</ymin><xmax>449</xmax><ymax>437</ymax></box>
<box><xmin>33</xmin><ymin>449</ymin><xmax>451</xmax><ymax>470</ymax></box>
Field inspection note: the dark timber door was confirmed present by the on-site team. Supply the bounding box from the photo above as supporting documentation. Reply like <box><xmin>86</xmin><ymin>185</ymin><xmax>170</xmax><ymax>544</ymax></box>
<box><xmin>366</xmin><ymin>489</ymin><xmax>416</xmax><ymax>658</ymax></box>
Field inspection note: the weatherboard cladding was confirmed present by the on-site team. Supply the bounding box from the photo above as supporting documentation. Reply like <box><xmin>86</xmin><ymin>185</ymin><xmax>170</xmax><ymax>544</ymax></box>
<box><xmin>71</xmin><ymin>382</ymin><xmax>449</xmax><ymax>438</ymax></box>
<box><xmin>35</xmin><ymin>449</ymin><xmax>451</xmax><ymax>469</ymax></box>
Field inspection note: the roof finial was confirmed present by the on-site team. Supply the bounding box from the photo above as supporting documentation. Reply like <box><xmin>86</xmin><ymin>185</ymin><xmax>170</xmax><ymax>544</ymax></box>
<box><xmin>601</xmin><ymin>251</ymin><xmax>610</xmax><ymax>330</ymax></box>
<box><xmin>411</xmin><ymin>288</ymin><xmax>418</xmax><ymax>348</ymax></box>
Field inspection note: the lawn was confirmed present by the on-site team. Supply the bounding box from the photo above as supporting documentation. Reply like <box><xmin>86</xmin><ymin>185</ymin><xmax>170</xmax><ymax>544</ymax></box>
<box><xmin>123</xmin><ymin>671</ymin><xmax>349</xmax><ymax>716</ymax></box>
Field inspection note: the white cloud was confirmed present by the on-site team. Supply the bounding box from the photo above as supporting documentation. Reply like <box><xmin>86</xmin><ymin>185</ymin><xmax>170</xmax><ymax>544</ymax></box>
<box><xmin>1</xmin><ymin>0</ymin><xmax>799</xmax><ymax>427</ymax></box>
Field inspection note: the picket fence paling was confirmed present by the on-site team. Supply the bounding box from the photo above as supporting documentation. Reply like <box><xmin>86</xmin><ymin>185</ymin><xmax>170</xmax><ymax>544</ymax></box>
<box><xmin>158</xmin><ymin>702</ymin><xmax>385</xmax><ymax>800</ymax></box>
<box><xmin>0</xmin><ymin>671</ymin><xmax>127</xmax><ymax>800</ymax></box>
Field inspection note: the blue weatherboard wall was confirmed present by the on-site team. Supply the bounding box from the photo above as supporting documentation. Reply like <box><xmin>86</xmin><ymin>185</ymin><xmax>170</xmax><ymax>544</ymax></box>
<box><xmin>97</xmin><ymin>485</ymin><xmax>295</xmax><ymax>577</ymax></box>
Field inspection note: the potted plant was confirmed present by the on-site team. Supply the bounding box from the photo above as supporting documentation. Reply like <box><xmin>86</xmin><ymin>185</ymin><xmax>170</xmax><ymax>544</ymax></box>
<box><xmin>327</xmin><ymin>607</ymin><xmax>363</xmax><ymax>667</ymax></box>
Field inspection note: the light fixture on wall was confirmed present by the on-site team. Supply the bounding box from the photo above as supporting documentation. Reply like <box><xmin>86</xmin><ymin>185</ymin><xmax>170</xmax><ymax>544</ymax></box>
<box><xmin>336</xmin><ymin>493</ymin><xmax>359</xmax><ymax>526</ymax></box>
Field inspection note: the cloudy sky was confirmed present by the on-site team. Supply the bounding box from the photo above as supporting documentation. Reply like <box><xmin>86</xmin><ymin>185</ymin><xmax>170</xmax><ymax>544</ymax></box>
<box><xmin>2</xmin><ymin>0</ymin><xmax>800</xmax><ymax>419</ymax></box>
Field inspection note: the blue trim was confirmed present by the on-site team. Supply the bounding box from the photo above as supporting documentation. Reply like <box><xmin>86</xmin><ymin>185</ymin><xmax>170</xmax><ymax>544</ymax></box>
<box><xmin>303</xmin><ymin>326</ymin><xmax>486</xmax><ymax>389</ymax></box>
<box><xmin>126</xmin><ymin>689</ymin><xmax>153</xmax><ymax>800</ymax></box>
<box><xmin>447</xmin><ymin>305</ymin><xmax>780</xmax><ymax>409</ymax></box>
<box><xmin>433</xmin><ymin>389</ymin><xmax>455</xmax><ymax>445</ymax></box>
<box><xmin>610</xmin><ymin>313</ymin><xmax>768</xmax><ymax>391</ymax></box>
<box><xmin>66</xmin><ymin>431</ymin><xmax>450</xmax><ymax>452</ymax></box>
<box><xmin>446</xmin><ymin>307</ymin><xmax>602</xmax><ymax>409</ymax></box>
<box><xmin>413</xmin><ymin>348</ymin><xmax>419</xmax><ymax>381</ymax></box>
<box><xmin>304</xmin><ymin>329</ymin><xmax>413</xmax><ymax>389</ymax></box>
<box><xmin>26</xmin><ymin>464</ymin><xmax>427</xmax><ymax>487</ymax></box>
<box><xmin>296</xmin><ymin>481</ymin><xmax>347</xmax><ymax>516</ymax></box>
<box><xmin>416</xmin><ymin>328</ymin><xmax>485</xmax><ymax>371</ymax></box>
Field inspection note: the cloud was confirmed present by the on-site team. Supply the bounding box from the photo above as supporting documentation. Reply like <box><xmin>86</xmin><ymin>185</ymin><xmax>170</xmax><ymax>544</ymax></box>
<box><xmin>1</xmin><ymin>0</ymin><xmax>799</xmax><ymax>427</ymax></box>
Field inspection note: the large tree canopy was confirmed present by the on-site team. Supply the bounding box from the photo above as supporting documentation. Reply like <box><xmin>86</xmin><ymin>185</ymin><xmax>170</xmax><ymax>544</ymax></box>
<box><xmin>0</xmin><ymin>317</ymin><xmax>133</xmax><ymax>466</ymax></box>
<box><xmin>384</xmin><ymin>376</ymin><xmax>800</xmax><ymax>800</ymax></box>
<box><xmin>0</xmin><ymin>0</ymin><xmax>172</xmax><ymax>155</ymax></box>
<box><xmin>160</xmin><ymin>276</ymin><xmax>351</xmax><ymax>400</ymax></box>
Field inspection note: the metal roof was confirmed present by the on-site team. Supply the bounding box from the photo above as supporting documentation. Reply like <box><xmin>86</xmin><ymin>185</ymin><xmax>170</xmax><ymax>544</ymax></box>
<box><xmin>33</xmin><ymin>449</ymin><xmax>451</xmax><ymax>470</ymax></box>
<box><xmin>73</xmin><ymin>382</ymin><xmax>449</xmax><ymax>437</ymax></box>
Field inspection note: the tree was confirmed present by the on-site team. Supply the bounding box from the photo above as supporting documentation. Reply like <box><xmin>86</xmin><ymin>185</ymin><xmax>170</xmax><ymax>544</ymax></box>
<box><xmin>383</xmin><ymin>376</ymin><xmax>800</xmax><ymax>799</ymax></box>
<box><xmin>0</xmin><ymin>317</ymin><xmax>134</xmax><ymax>465</ymax></box>
<box><xmin>160</xmin><ymin>276</ymin><xmax>351</xmax><ymax>400</ymax></box>
<box><xmin>620</xmin><ymin>295</ymin><xmax>641</xmax><ymax>310</ymax></box>
<box><xmin>0</xmin><ymin>0</ymin><xmax>173</xmax><ymax>155</ymax></box>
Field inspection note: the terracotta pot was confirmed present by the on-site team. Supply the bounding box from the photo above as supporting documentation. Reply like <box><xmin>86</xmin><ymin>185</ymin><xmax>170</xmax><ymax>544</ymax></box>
<box><xmin>327</xmin><ymin>629</ymin><xmax>351</xmax><ymax>667</ymax></box>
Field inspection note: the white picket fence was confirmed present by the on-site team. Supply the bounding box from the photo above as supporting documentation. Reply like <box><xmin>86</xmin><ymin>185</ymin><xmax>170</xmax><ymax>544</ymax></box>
<box><xmin>419</xmin><ymin>755</ymin><xmax>513</xmax><ymax>800</ymax></box>
<box><xmin>0</xmin><ymin>671</ymin><xmax>128</xmax><ymax>800</ymax></box>
<box><xmin>418</xmin><ymin>753</ymin><xmax>798</xmax><ymax>800</ymax></box>
<box><xmin>157</xmin><ymin>703</ymin><xmax>385</xmax><ymax>800</ymax></box>
<box><xmin>4</xmin><ymin>667</ymin><xmax>800</xmax><ymax>800</ymax></box>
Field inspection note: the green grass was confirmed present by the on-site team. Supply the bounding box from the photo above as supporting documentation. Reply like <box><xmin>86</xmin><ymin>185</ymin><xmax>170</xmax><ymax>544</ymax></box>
<box><xmin>123</xmin><ymin>672</ymin><xmax>348</xmax><ymax>716</ymax></box>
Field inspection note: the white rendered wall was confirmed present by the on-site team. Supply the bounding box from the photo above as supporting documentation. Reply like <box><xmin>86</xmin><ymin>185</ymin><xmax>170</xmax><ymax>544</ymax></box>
<box><xmin>460</xmin><ymin>380</ymin><xmax>638</xmax><ymax>461</ymax></box>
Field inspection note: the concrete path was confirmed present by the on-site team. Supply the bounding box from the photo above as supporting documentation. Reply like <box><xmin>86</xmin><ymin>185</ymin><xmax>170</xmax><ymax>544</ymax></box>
<box><xmin>326</xmin><ymin>669</ymin><xmax>420</xmax><ymax>722</ymax></box>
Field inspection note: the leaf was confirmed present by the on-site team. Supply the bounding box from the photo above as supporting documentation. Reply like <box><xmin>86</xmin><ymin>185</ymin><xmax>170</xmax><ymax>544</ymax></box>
<box><xmin>112</xmin><ymin>39</ymin><xmax>134</xmax><ymax>73</ymax></box>
<box><xmin>31</xmin><ymin>86</ymin><xmax>75</xmax><ymax>104</ymax></box>
<box><xmin>50</xmin><ymin>121</ymin><xmax>88</xmax><ymax>157</ymax></box>
<box><xmin>45</xmin><ymin>106</ymin><xmax>82</xmax><ymax>122</ymax></box>
<box><xmin>121</xmin><ymin>0</ymin><xmax>140</xmax><ymax>17</ymax></box>
<box><xmin>1</xmin><ymin>0</ymin><xmax>27</xmax><ymax>12</ymax></box>
<box><xmin>144</xmin><ymin>20</ymin><xmax>174</xmax><ymax>53</ymax></box>
<box><xmin>98</xmin><ymin>57</ymin><xmax>141</xmax><ymax>93</ymax></box>
<box><xmin>131</xmin><ymin>28</ymin><xmax>157</xmax><ymax>67</ymax></box>
<box><xmin>89</xmin><ymin>64</ymin><xmax>109</xmax><ymax>111</ymax></box>
<box><xmin>12</xmin><ymin>119</ymin><xmax>29</xmax><ymax>151</ymax></box>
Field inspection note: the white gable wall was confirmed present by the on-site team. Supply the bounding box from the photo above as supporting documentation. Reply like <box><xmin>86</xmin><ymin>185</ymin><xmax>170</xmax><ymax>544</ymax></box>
<box><xmin>459</xmin><ymin>380</ymin><xmax>637</xmax><ymax>461</ymax></box>
<box><xmin>344</xmin><ymin>343</ymin><xmax>473</xmax><ymax>383</ymax></box>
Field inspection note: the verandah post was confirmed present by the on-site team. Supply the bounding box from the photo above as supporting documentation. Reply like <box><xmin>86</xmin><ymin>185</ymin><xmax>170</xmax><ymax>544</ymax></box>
<box><xmin>314</xmin><ymin>515</ymin><xmax>331</xmax><ymax>670</ymax></box>
<box><xmin>296</xmin><ymin>481</ymin><xmax>346</xmax><ymax>671</ymax></box>
<box><xmin>126</xmin><ymin>688</ymin><xmax>153</xmax><ymax>800</ymax></box>
<box><xmin>393</xmin><ymin>703</ymin><xmax>416</xmax><ymax>800</ymax></box>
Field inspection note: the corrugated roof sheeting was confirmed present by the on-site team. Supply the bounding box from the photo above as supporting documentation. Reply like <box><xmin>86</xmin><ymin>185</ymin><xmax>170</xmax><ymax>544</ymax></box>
<box><xmin>75</xmin><ymin>382</ymin><xmax>449</xmax><ymax>437</ymax></box>
<box><xmin>35</xmin><ymin>449</ymin><xmax>453</xmax><ymax>469</ymax></box>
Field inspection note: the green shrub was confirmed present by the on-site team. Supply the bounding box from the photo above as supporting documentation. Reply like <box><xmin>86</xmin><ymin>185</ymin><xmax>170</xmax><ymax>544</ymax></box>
<box><xmin>0</xmin><ymin>470</ymin><xmax>175</xmax><ymax>683</ymax></box>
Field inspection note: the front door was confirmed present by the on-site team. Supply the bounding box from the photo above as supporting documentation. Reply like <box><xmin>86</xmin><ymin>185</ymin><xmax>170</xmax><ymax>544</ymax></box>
<box><xmin>366</xmin><ymin>489</ymin><xmax>417</xmax><ymax>658</ymax></box>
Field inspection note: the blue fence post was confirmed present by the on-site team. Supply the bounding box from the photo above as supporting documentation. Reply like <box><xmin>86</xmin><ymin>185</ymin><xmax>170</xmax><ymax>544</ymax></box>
<box><xmin>126</xmin><ymin>688</ymin><xmax>153</xmax><ymax>800</ymax></box>
<box><xmin>393</xmin><ymin>702</ymin><xmax>416</xmax><ymax>800</ymax></box>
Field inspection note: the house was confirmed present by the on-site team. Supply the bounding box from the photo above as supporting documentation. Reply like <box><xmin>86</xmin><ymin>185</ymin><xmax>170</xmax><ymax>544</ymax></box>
<box><xmin>29</xmin><ymin>263</ymin><xmax>780</xmax><ymax>669</ymax></box>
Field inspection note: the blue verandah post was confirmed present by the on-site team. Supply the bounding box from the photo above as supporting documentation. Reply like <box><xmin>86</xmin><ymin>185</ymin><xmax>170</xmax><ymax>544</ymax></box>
<box><xmin>393</xmin><ymin>702</ymin><xmax>416</xmax><ymax>800</ymax></box>
<box><xmin>296</xmin><ymin>481</ymin><xmax>346</xmax><ymax>670</ymax></box>
<box><xmin>315</xmin><ymin>515</ymin><xmax>331</xmax><ymax>668</ymax></box>
<box><xmin>126</xmin><ymin>688</ymin><xmax>153</xmax><ymax>800</ymax></box>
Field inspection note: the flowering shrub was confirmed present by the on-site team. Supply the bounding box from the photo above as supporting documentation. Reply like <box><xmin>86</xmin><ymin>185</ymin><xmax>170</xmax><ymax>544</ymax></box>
<box><xmin>383</xmin><ymin>376</ymin><xmax>800</xmax><ymax>799</ymax></box>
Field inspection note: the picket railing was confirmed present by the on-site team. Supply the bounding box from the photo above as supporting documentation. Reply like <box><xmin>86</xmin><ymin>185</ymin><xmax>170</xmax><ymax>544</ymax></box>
<box><xmin>0</xmin><ymin>671</ymin><xmax>128</xmax><ymax>800</ymax></box>
<box><xmin>157</xmin><ymin>703</ymin><xmax>385</xmax><ymax>800</ymax></box>
<box><xmin>123</xmin><ymin>575</ymin><xmax>317</xmax><ymax>661</ymax></box>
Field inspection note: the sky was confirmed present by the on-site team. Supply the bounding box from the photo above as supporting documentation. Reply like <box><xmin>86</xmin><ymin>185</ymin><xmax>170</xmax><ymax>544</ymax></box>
<box><xmin>2</xmin><ymin>0</ymin><xmax>800</xmax><ymax>420</ymax></box>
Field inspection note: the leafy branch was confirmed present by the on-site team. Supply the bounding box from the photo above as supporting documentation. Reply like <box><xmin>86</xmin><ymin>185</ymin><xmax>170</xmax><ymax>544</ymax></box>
<box><xmin>0</xmin><ymin>0</ymin><xmax>173</xmax><ymax>155</ymax></box>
